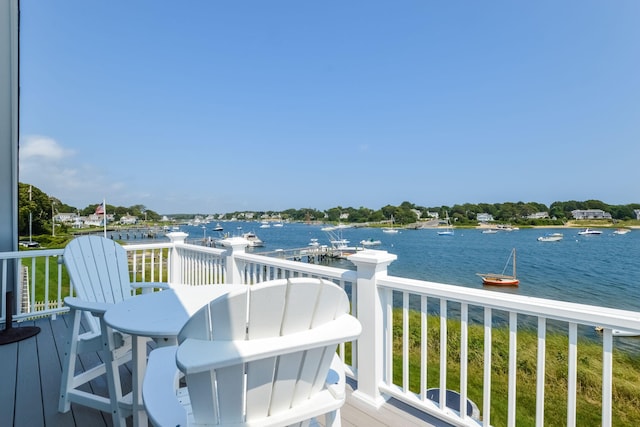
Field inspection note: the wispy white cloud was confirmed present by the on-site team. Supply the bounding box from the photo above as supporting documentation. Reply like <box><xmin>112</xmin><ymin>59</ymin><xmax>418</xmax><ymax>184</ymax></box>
<box><xmin>21</xmin><ymin>135</ymin><xmax>74</xmax><ymax>160</ymax></box>
<box><xmin>19</xmin><ymin>135</ymin><xmax>125</xmax><ymax>209</ymax></box>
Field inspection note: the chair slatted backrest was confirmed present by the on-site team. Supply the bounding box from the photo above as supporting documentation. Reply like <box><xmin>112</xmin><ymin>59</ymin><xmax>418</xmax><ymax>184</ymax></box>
<box><xmin>176</xmin><ymin>278</ymin><xmax>352</xmax><ymax>426</ymax></box>
<box><xmin>63</xmin><ymin>236</ymin><xmax>133</xmax><ymax>333</ymax></box>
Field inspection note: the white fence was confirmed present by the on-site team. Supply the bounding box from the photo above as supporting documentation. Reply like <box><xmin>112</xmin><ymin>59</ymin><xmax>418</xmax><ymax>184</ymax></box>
<box><xmin>2</xmin><ymin>234</ymin><xmax>640</xmax><ymax>426</ymax></box>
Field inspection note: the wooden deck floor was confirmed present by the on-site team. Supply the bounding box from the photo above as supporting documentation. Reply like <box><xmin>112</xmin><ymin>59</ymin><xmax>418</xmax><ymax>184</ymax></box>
<box><xmin>1</xmin><ymin>315</ymin><xmax>445</xmax><ymax>427</ymax></box>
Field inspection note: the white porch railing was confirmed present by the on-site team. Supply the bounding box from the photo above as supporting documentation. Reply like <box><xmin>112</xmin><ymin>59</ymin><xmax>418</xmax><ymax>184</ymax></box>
<box><xmin>2</xmin><ymin>234</ymin><xmax>640</xmax><ymax>426</ymax></box>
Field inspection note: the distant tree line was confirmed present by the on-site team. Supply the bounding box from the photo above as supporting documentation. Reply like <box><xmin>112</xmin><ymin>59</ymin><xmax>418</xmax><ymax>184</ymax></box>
<box><xmin>17</xmin><ymin>182</ymin><xmax>640</xmax><ymax>237</ymax></box>
<box><xmin>221</xmin><ymin>200</ymin><xmax>640</xmax><ymax>226</ymax></box>
<box><xmin>18</xmin><ymin>183</ymin><xmax>161</xmax><ymax>236</ymax></box>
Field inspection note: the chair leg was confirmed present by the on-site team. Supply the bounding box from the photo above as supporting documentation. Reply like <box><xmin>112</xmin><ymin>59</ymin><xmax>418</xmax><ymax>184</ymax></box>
<box><xmin>58</xmin><ymin>309</ymin><xmax>82</xmax><ymax>413</ymax></box>
<box><xmin>325</xmin><ymin>409</ymin><xmax>341</xmax><ymax>427</ymax></box>
<box><xmin>100</xmin><ymin>319</ymin><xmax>127</xmax><ymax>427</ymax></box>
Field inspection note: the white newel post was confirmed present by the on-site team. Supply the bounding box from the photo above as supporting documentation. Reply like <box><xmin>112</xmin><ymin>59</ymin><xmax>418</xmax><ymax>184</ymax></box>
<box><xmin>166</xmin><ymin>232</ymin><xmax>188</xmax><ymax>285</ymax></box>
<box><xmin>348</xmin><ymin>249</ymin><xmax>397</xmax><ymax>408</ymax></box>
<box><xmin>220</xmin><ymin>237</ymin><xmax>250</xmax><ymax>285</ymax></box>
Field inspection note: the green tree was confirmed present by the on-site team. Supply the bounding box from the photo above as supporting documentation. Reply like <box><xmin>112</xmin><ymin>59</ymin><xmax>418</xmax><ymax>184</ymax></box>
<box><xmin>18</xmin><ymin>183</ymin><xmax>51</xmax><ymax>236</ymax></box>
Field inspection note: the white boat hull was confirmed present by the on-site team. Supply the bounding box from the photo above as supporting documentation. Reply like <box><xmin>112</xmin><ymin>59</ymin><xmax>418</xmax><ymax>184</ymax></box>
<box><xmin>595</xmin><ymin>326</ymin><xmax>640</xmax><ymax>337</ymax></box>
<box><xmin>537</xmin><ymin>234</ymin><xmax>563</xmax><ymax>242</ymax></box>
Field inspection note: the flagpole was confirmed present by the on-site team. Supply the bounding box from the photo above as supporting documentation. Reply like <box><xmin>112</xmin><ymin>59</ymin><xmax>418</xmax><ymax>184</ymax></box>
<box><xmin>103</xmin><ymin>198</ymin><xmax>107</xmax><ymax>238</ymax></box>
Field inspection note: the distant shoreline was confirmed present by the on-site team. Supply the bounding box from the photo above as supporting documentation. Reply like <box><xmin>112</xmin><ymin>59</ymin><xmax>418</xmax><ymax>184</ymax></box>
<box><xmin>413</xmin><ymin>223</ymin><xmax>640</xmax><ymax>230</ymax></box>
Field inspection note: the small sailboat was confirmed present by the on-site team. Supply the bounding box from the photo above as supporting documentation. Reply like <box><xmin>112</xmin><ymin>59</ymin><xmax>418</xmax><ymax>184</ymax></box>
<box><xmin>437</xmin><ymin>212</ymin><xmax>454</xmax><ymax>236</ymax></box>
<box><xmin>382</xmin><ymin>215</ymin><xmax>400</xmax><ymax>234</ymax></box>
<box><xmin>477</xmin><ymin>248</ymin><xmax>519</xmax><ymax>286</ymax></box>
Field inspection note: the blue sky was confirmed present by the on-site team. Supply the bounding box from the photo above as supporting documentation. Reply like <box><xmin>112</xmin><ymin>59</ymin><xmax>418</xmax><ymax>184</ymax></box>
<box><xmin>18</xmin><ymin>1</ymin><xmax>640</xmax><ymax>214</ymax></box>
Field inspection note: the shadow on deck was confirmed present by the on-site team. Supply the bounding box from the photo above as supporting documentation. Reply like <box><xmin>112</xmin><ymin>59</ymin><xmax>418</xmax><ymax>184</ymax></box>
<box><xmin>1</xmin><ymin>316</ymin><xmax>448</xmax><ymax>427</ymax></box>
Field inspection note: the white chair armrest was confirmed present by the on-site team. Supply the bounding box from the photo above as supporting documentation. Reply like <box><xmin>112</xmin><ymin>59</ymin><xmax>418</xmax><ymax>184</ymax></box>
<box><xmin>177</xmin><ymin>315</ymin><xmax>361</xmax><ymax>374</ymax></box>
<box><xmin>326</xmin><ymin>354</ymin><xmax>346</xmax><ymax>400</ymax></box>
<box><xmin>143</xmin><ymin>346</ymin><xmax>188</xmax><ymax>427</ymax></box>
<box><xmin>63</xmin><ymin>296</ymin><xmax>112</xmax><ymax>316</ymax></box>
<box><xmin>131</xmin><ymin>282</ymin><xmax>170</xmax><ymax>290</ymax></box>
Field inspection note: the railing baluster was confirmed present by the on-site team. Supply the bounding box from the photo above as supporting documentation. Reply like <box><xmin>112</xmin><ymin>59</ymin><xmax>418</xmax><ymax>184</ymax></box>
<box><xmin>567</xmin><ymin>322</ymin><xmax>578</xmax><ymax>427</ymax></box>
<box><xmin>29</xmin><ymin>257</ymin><xmax>36</xmax><ymax>314</ymax></box>
<box><xmin>385</xmin><ymin>288</ymin><xmax>393</xmax><ymax>386</ymax></box>
<box><xmin>602</xmin><ymin>328</ymin><xmax>613</xmax><ymax>427</ymax></box>
<box><xmin>402</xmin><ymin>291</ymin><xmax>409</xmax><ymax>392</ymax></box>
<box><xmin>508</xmin><ymin>311</ymin><xmax>517</xmax><ymax>427</ymax></box>
<box><xmin>439</xmin><ymin>299</ymin><xmax>447</xmax><ymax>411</ymax></box>
<box><xmin>56</xmin><ymin>256</ymin><xmax>63</xmax><ymax>319</ymax></box>
<box><xmin>132</xmin><ymin>251</ymin><xmax>139</xmax><ymax>284</ymax></box>
<box><xmin>150</xmin><ymin>249</ymin><xmax>156</xmax><ymax>282</ymax></box>
<box><xmin>536</xmin><ymin>317</ymin><xmax>546</xmax><ymax>427</ymax></box>
<box><xmin>44</xmin><ymin>256</ymin><xmax>50</xmax><ymax>312</ymax></box>
<box><xmin>142</xmin><ymin>250</ymin><xmax>147</xmax><ymax>282</ymax></box>
<box><xmin>483</xmin><ymin>307</ymin><xmax>492</xmax><ymax>427</ymax></box>
<box><xmin>420</xmin><ymin>295</ymin><xmax>427</xmax><ymax>402</ymax></box>
<box><xmin>460</xmin><ymin>302</ymin><xmax>469</xmax><ymax>420</ymax></box>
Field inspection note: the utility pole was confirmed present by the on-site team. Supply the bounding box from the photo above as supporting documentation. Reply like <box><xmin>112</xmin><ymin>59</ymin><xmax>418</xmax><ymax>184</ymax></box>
<box><xmin>28</xmin><ymin>185</ymin><xmax>32</xmax><ymax>243</ymax></box>
<box><xmin>51</xmin><ymin>199</ymin><xmax>55</xmax><ymax>237</ymax></box>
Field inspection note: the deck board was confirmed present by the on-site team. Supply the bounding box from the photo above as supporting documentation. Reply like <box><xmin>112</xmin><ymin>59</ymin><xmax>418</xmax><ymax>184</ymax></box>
<box><xmin>0</xmin><ymin>334</ymin><xmax>18</xmax><ymax>427</ymax></box>
<box><xmin>3</xmin><ymin>315</ymin><xmax>442</xmax><ymax>427</ymax></box>
<box><xmin>15</xmin><ymin>322</ymin><xmax>44</xmax><ymax>426</ymax></box>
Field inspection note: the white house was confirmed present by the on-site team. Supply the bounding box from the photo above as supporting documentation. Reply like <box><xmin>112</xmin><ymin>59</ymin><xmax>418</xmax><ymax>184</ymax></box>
<box><xmin>571</xmin><ymin>209</ymin><xmax>612</xmax><ymax>220</ymax></box>
<box><xmin>425</xmin><ymin>211</ymin><xmax>439</xmax><ymax>219</ymax></box>
<box><xmin>477</xmin><ymin>213</ymin><xmax>494</xmax><ymax>222</ymax></box>
<box><xmin>526</xmin><ymin>212</ymin><xmax>549</xmax><ymax>219</ymax></box>
<box><xmin>84</xmin><ymin>213</ymin><xmax>113</xmax><ymax>227</ymax></box>
<box><xmin>54</xmin><ymin>212</ymin><xmax>79</xmax><ymax>223</ymax></box>
<box><xmin>119</xmin><ymin>215</ymin><xmax>138</xmax><ymax>225</ymax></box>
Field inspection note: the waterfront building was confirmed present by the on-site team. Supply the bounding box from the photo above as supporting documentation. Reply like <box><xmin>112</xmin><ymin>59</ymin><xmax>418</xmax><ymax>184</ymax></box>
<box><xmin>571</xmin><ymin>209</ymin><xmax>612</xmax><ymax>220</ymax></box>
<box><xmin>525</xmin><ymin>211</ymin><xmax>549</xmax><ymax>219</ymax></box>
<box><xmin>476</xmin><ymin>212</ymin><xmax>494</xmax><ymax>222</ymax></box>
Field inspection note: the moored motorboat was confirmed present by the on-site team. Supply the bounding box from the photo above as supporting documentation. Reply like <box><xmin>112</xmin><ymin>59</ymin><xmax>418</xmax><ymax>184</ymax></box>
<box><xmin>578</xmin><ymin>228</ymin><xmax>602</xmax><ymax>235</ymax></box>
<box><xmin>325</xmin><ymin>228</ymin><xmax>363</xmax><ymax>257</ymax></box>
<box><xmin>537</xmin><ymin>233</ymin><xmax>563</xmax><ymax>242</ymax></box>
<box><xmin>613</xmin><ymin>228</ymin><xmax>630</xmax><ymax>235</ymax></box>
<box><xmin>242</xmin><ymin>231</ymin><xmax>264</xmax><ymax>247</ymax></box>
<box><xmin>360</xmin><ymin>238</ymin><xmax>382</xmax><ymax>247</ymax></box>
<box><xmin>595</xmin><ymin>326</ymin><xmax>640</xmax><ymax>337</ymax></box>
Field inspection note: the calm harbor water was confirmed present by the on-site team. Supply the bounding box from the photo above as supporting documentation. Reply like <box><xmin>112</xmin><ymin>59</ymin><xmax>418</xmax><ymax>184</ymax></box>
<box><xmin>174</xmin><ymin>222</ymin><xmax>640</xmax><ymax>313</ymax></box>
<box><xmin>123</xmin><ymin>221</ymin><xmax>640</xmax><ymax>351</ymax></box>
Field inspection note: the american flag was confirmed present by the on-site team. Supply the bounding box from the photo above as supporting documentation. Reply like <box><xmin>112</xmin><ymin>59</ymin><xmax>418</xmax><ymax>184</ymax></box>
<box><xmin>95</xmin><ymin>202</ymin><xmax>105</xmax><ymax>215</ymax></box>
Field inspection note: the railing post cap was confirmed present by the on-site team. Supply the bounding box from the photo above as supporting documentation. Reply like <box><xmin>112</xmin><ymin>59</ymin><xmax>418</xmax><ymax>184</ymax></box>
<box><xmin>348</xmin><ymin>249</ymin><xmax>397</xmax><ymax>266</ymax></box>
<box><xmin>166</xmin><ymin>231</ymin><xmax>189</xmax><ymax>243</ymax></box>
<box><xmin>220</xmin><ymin>237</ymin><xmax>250</xmax><ymax>250</ymax></box>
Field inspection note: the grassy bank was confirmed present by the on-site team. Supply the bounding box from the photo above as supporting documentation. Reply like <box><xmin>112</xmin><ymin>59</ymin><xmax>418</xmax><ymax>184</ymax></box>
<box><xmin>20</xmin><ymin>240</ymin><xmax>169</xmax><ymax>301</ymax></box>
<box><xmin>392</xmin><ymin>309</ymin><xmax>640</xmax><ymax>426</ymax></box>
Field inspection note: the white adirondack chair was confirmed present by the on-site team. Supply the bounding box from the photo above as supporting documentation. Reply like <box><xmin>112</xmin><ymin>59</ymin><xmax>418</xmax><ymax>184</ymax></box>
<box><xmin>58</xmin><ymin>235</ymin><xmax>167</xmax><ymax>426</ymax></box>
<box><xmin>143</xmin><ymin>277</ymin><xmax>362</xmax><ymax>427</ymax></box>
